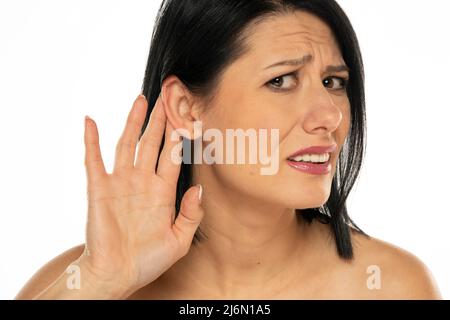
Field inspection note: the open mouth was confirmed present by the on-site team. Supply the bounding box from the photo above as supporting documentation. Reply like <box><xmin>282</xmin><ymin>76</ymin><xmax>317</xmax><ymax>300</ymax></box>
<box><xmin>287</xmin><ymin>153</ymin><xmax>331</xmax><ymax>165</ymax></box>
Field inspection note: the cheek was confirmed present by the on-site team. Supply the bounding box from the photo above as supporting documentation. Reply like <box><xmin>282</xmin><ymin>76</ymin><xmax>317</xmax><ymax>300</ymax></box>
<box><xmin>206</xmin><ymin>97</ymin><xmax>287</xmax><ymax>134</ymax></box>
<box><xmin>242</xmin><ymin>97</ymin><xmax>295</xmax><ymax>136</ymax></box>
<box><xmin>199</xmin><ymin>101</ymin><xmax>284</xmax><ymax>187</ymax></box>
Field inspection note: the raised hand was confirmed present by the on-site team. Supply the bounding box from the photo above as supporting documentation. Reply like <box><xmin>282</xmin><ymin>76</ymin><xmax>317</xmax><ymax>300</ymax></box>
<box><xmin>80</xmin><ymin>93</ymin><xmax>204</xmax><ymax>296</ymax></box>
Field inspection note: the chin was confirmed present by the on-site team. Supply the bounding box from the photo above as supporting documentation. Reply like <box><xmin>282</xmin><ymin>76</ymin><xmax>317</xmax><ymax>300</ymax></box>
<box><xmin>275</xmin><ymin>193</ymin><xmax>329</xmax><ymax>210</ymax></box>
<box><xmin>299</xmin><ymin>187</ymin><xmax>330</xmax><ymax>207</ymax></box>
<box><xmin>298</xmin><ymin>199</ymin><xmax>329</xmax><ymax>210</ymax></box>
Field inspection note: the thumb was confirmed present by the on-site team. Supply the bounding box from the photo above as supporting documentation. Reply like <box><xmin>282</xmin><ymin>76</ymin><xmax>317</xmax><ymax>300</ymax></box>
<box><xmin>172</xmin><ymin>184</ymin><xmax>204</xmax><ymax>253</ymax></box>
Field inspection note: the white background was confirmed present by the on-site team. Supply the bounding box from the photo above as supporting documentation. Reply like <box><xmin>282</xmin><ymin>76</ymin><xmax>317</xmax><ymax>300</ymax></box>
<box><xmin>0</xmin><ymin>0</ymin><xmax>449</xmax><ymax>299</ymax></box>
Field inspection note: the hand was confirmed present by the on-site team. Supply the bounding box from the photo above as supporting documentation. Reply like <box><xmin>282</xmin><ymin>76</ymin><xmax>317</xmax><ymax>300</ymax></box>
<box><xmin>80</xmin><ymin>93</ymin><xmax>204</xmax><ymax>296</ymax></box>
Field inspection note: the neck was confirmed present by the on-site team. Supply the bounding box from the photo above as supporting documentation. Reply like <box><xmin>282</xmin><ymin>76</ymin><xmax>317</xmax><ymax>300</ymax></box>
<box><xmin>163</xmin><ymin>167</ymin><xmax>318</xmax><ymax>298</ymax></box>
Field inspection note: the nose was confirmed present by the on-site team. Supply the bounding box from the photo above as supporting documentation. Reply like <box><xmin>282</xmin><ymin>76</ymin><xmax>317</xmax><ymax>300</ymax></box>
<box><xmin>300</xmin><ymin>81</ymin><xmax>343</xmax><ymax>135</ymax></box>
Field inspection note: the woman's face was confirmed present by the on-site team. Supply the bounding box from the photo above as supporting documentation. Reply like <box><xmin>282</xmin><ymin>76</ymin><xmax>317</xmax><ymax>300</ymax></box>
<box><xmin>196</xmin><ymin>11</ymin><xmax>350</xmax><ymax>210</ymax></box>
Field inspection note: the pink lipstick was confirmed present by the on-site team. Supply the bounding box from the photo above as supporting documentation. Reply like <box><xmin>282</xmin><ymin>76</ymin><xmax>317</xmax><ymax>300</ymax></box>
<box><xmin>286</xmin><ymin>144</ymin><xmax>337</xmax><ymax>175</ymax></box>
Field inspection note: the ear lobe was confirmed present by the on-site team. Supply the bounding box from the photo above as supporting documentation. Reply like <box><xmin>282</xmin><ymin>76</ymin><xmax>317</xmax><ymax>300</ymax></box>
<box><xmin>160</xmin><ymin>75</ymin><xmax>200</xmax><ymax>140</ymax></box>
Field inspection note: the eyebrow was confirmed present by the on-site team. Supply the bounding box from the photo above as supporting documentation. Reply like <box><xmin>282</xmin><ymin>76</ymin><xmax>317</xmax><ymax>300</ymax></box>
<box><xmin>264</xmin><ymin>54</ymin><xmax>350</xmax><ymax>73</ymax></box>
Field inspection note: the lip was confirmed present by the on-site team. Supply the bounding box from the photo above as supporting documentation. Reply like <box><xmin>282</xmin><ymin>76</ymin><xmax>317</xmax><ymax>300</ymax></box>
<box><xmin>287</xmin><ymin>144</ymin><xmax>337</xmax><ymax>159</ymax></box>
<box><xmin>287</xmin><ymin>158</ymin><xmax>332</xmax><ymax>175</ymax></box>
<box><xmin>286</xmin><ymin>144</ymin><xmax>337</xmax><ymax>176</ymax></box>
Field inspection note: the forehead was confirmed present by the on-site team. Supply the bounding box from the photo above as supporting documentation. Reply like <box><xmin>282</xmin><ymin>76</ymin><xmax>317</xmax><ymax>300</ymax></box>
<box><xmin>240</xmin><ymin>11</ymin><xmax>344</xmax><ymax>66</ymax></box>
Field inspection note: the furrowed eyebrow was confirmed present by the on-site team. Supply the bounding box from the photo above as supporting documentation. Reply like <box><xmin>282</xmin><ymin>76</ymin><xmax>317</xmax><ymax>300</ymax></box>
<box><xmin>264</xmin><ymin>54</ymin><xmax>349</xmax><ymax>74</ymax></box>
<box><xmin>264</xmin><ymin>54</ymin><xmax>313</xmax><ymax>69</ymax></box>
<box><xmin>324</xmin><ymin>64</ymin><xmax>350</xmax><ymax>74</ymax></box>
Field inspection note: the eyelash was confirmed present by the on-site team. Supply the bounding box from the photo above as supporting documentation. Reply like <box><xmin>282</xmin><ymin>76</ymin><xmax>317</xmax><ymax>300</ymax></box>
<box><xmin>266</xmin><ymin>72</ymin><xmax>349</xmax><ymax>92</ymax></box>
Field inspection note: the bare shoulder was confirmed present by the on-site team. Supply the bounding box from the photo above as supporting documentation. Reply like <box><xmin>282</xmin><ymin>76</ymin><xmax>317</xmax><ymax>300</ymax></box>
<box><xmin>349</xmin><ymin>231</ymin><xmax>442</xmax><ymax>299</ymax></box>
<box><xmin>15</xmin><ymin>244</ymin><xmax>85</xmax><ymax>299</ymax></box>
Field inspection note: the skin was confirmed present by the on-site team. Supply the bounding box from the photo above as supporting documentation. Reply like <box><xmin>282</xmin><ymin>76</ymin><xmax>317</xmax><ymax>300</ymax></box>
<box><xmin>15</xmin><ymin>11</ymin><xmax>441</xmax><ymax>299</ymax></box>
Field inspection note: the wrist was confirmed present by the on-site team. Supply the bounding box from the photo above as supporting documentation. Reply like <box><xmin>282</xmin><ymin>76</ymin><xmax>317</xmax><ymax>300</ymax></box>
<box><xmin>75</xmin><ymin>257</ymin><xmax>136</xmax><ymax>299</ymax></box>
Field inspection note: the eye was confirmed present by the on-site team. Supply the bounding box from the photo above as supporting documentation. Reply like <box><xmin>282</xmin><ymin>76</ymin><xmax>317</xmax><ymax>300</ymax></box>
<box><xmin>323</xmin><ymin>76</ymin><xmax>349</xmax><ymax>91</ymax></box>
<box><xmin>266</xmin><ymin>73</ymin><xmax>298</xmax><ymax>91</ymax></box>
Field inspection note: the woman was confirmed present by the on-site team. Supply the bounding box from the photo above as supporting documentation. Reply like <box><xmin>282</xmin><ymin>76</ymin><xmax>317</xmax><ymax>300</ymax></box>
<box><xmin>16</xmin><ymin>0</ymin><xmax>441</xmax><ymax>299</ymax></box>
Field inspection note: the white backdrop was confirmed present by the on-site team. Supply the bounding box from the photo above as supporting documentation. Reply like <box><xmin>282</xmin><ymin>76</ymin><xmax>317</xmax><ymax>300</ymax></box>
<box><xmin>0</xmin><ymin>0</ymin><xmax>449</xmax><ymax>299</ymax></box>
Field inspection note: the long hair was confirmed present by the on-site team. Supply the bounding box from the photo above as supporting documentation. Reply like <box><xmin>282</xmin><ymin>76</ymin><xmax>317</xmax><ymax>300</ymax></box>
<box><xmin>139</xmin><ymin>0</ymin><xmax>367</xmax><ymax>260</ymax></box>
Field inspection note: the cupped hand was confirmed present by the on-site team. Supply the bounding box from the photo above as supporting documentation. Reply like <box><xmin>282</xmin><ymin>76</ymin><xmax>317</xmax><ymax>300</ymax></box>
<box><xmin>80</xmin><ymin>94</ymin><xmax>203</xmax><ymax>294</ymax></box>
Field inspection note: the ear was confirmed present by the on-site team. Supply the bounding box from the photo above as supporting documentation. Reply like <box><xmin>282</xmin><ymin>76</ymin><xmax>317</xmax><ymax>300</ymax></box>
<box><xmin>161</xmin><ymin>75</ymin><xmax>202</xmax><ymax>140</ymax></box>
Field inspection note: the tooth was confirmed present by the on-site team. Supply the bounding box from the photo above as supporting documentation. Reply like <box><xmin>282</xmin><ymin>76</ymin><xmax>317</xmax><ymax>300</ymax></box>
<box><xmin>310</xmin><ymin>154</ymin><xmax>320</xmax><ymax>162</ymax></box>
<box><xmin>289</xmin><ymin>153</ymin><xmax>331</xmax><ymax>162</ymax></box>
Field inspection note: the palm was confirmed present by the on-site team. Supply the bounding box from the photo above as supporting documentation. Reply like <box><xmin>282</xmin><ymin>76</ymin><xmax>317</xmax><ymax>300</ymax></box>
<box><xmin>82</xmin><ymin>94</ymin><xmax>203</xmax><ymax>291</ymax></box>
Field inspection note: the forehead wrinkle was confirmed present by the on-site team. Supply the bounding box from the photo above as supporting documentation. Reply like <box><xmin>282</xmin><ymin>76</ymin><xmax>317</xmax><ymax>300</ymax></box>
<box><xmin>274</xmin><ymin>24</ymin><xmax>340</xmax><ymax>49</ymax></box>
<box><xmin>259</xmin><ymin>12</ymin><xmax>334</xmax><ymax>38</ymax></box>
<box><xmin>249</xmin><ymin>23</ymin><xmax>339</xmax><ymax>54</ymax></box>
<box><xmin>257</xmin><ymin>38</ymin><xmax>343</xmax><ymax>68</ymax></box>
<box><xmin>222</xmin><ymin>12</ymin><xmax>345</xmax><ymax>84</ymax></box>
<box><xmin>246</xmin><ymin>11</ymin><xmax>340</xmax><ymax>52</ymax></box>
<box><xmin>269</xmin><ymin>25</ymin><xmax>344</xmax><ymax>63</ymax></box>
<box><xmin>250</xmin><ymin>36</ymin><xmax>338</xmax><ymax>62</ymax></box>
<box><xmin>250</xmin><ymin>28</ymin><xmax>333</xmax><ymax>49</ymax></box>
<box><xmin>276</xmin><ymin>26</ymin><xmax>334</xmax><ymax>43</ymax></box>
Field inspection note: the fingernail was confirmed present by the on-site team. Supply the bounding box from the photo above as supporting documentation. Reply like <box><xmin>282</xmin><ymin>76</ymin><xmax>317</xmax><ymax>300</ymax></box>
<box><xmin>85</xmin><ymin>115</ymin><xmax>91</xmax><ymax>121</ymax></box>
<box><xmin>138</xmin><ymin>94</ymin><xmax>147</xmax><ymax>101</ymax></box>
<box><xmin>197</xmin><ymin>184</ymin><xmax>203</xmax><ymax>202</ymax></box>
